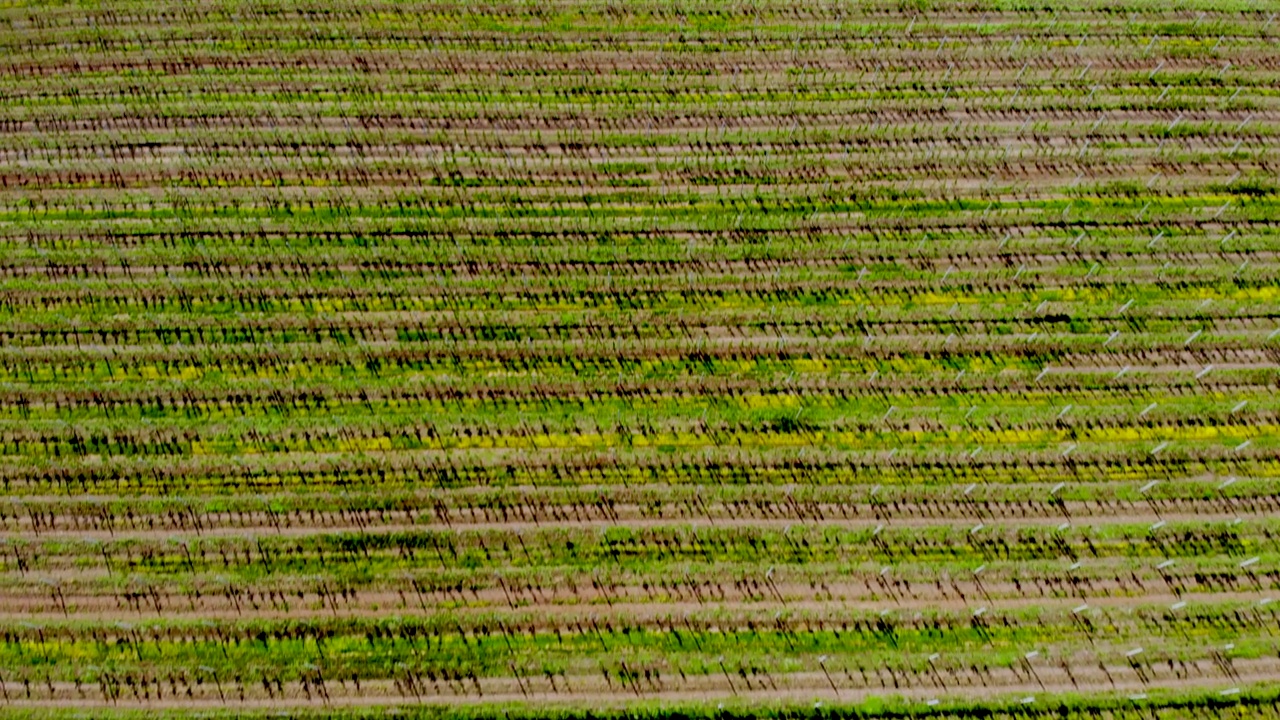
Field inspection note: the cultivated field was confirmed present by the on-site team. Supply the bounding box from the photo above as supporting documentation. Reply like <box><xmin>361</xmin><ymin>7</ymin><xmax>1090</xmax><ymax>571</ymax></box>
<box><xmin>2</xmin><ymin>1</ymin><xmax>1280</xmax><ymax>718</ymax></box>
